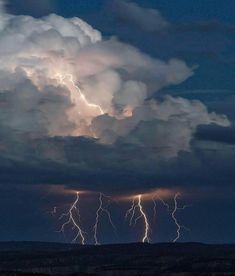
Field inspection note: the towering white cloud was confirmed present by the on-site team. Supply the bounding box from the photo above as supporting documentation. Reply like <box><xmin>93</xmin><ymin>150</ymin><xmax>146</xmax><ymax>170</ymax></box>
<box><xmin>92</xmin><ymin>96</ymin><xmax>229</xmax><ymax>157</ymax></box>
<box><xmin>0</xmin><ymin>3</ymin><xmax>230</xmax><ymax>161</ymax></box>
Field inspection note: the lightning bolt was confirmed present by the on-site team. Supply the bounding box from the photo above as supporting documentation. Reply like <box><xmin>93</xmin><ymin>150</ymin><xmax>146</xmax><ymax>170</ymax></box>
<box><xmin>58</xmin><ymin>192</ymin><xmax>86</xmax><ymax>245</ymax></box>
<box><xmin>151</xmin><ymin>195</ymin><xmax>170</xmax><ymax>222</ymax></box>
<box><xmin>171</xmin><ymin>192</ymin><xmax>190</xmax><ymax>243</ymax></box>
<box><xmin>138</xmin><ymin>195</ymin><xmax>150</xmax><ymax>243</ymax></box>
<box><xmin>55</xmin><ymin>190</ymin><xmax>189</xmax><ymax>245</ymax></box>
<box><xmin>153</xmin><ymin>192</ymin><xmax>190</xmax><ymax>242</ymax></box>
<box><xmin>152</xmin><ymin>198</ymin><xmax>157</xmax><ymax>219</ymax></box>
<box><xmin>157</xmin><ymin>195</ymin><xmax>170</xmax><ymax>211</ymax></box>
<box><xmin>56</xmin><ymin>73</ymin><xmax>104</xmax><ymax>115</ymax></box>
<box><xmin>125</xmin><ymin>198</ymin><xmax>136</xmax><ymax>226</ymax></box>
<box><xmin>126</xmin><ymin>195</ymin><xmax>150</xmax><ymax>243</ymax></box>
<box><xmin>93</xmin><ymin>193</ymin><xmax>116</xmax><ymax>245</ymax></box>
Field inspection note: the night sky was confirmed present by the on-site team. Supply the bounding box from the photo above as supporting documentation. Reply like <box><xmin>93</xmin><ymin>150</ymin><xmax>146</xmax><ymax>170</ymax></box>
<box><xmin>0</xmin><ymin>0</ymin><xmax>235</xmax><ymax>245</ymax></box>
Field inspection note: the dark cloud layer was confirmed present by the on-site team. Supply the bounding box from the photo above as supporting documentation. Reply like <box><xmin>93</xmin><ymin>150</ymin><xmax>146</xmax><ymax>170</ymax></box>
<box><xmin>0</xmin><ymin>0</ymin><xmax>232</xmax><ymax>196</ymax></box>
<box><xmin>1</xmin><ymin>132</ymin><xmax>235</xmax><ymax>197</ymax></box>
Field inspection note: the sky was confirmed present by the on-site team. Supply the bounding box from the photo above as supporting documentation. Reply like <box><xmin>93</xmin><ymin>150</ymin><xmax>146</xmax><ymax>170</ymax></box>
<box><xmin>0</xmin><ymin>0</ymin><xmax>234</xmax><ymax>245</ymax></box>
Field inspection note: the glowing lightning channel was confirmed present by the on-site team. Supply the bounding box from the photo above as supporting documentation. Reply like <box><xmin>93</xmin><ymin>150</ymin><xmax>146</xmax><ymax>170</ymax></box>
<box><xmin>126</xmin><ymin>195</ymin><xmax>150</xmax><ymax>243</ymax></box>
<box><xmin>138</xmin><ymin>195</ymin><xmax>150</xmax><ymax>243</ymax></box>
<box><xmin>93</xmin><ymin>193</ymin><xmax>116</xmax><ymax>245</ymax></box>
<box><xmin>157</xmin><ymin>196</ymin><xmax>170</xmax><ymax>211</ymax></box>
<box><xmin>125</xmin><ymin>198</ymin><xmax>137</xmax><ymax>226</ymax></box>
<box><xmin>59</xmin><ymin>192</ymin><xmax>85</xmax><ymax>245</ymax></box>
<box><xmin>171</xmin><ymin>192</ymin><xmax>190</xmax><ymax>243</ymax></box>
<box><xmin>152</xmin><ymin>198</ymin><xmax>157</xmax><ymax>220</ymax></box>
<box><xmin>57</xmin><ymin>73</ymin><xmax>104</xmax><ymax>115</ymax></box>
<box><xmin>151</xmin><ymin>195</ymin><xmax>170</xmax><ymax>222</ymax></box>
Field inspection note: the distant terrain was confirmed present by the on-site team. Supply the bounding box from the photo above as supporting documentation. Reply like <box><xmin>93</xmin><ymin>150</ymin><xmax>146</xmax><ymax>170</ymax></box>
<box><xmin>0</xmin><ymin>242</ymin><xmax>234</xmax><ymax>275</ymax></box>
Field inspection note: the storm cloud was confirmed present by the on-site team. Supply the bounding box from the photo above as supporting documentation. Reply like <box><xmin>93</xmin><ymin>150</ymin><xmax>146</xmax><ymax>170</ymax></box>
<box><xmin>0</xmin><ymin>0</ymin><xmax>231</xmax><ymax>195</ymax></box>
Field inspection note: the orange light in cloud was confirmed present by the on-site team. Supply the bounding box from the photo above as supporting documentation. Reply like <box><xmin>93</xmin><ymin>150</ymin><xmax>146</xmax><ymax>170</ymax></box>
<box><xmin>118</xmin><ymin>188</ymin><xmax>179</xmax><ymax>202</ymax></box>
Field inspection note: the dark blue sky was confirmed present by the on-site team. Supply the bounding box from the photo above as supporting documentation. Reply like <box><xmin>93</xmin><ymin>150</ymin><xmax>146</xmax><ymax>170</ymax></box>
<box><xmin>0</xmin><ymin>0</ymin><xmax>235</xmax><ymax>244</ymax></box>
<box><xmin>8</xmin><ymin>0</ymin><xmax>235</xmax><ymax>23</ymax></box>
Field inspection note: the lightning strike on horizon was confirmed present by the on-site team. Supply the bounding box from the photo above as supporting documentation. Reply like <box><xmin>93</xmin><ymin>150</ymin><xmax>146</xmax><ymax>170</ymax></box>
<box><xmin>55</xmin><ymin>190</ymin><xmax>189</xmax><ymax>245</ymax></box>
<box><xmin>171</xmin><ymin>192</ymin><xmax>190</xmax><ymax>243</ymax></box>
<box><xmin>57</xmin><ymin>73</ymin><xmax>105</xmax><ymax>115</ymax></box>
<box><xmin>138</xmin><ymin>195</ymin><xmax>150</xmax><ymax>243</ymax></box>
<box><xmin>59</xmin><ymin>192</ymin><xmax>85</xmax><ymax>245</ymax></box>
<box><xmin>93</xmin><ymin>193</ymin><xmax>116</xmax><ymax>245</ymax></box>
<box><xmin>126</xmin><ymin>195</ymin><xmax>150</xmax><ymax>243</ymax></box>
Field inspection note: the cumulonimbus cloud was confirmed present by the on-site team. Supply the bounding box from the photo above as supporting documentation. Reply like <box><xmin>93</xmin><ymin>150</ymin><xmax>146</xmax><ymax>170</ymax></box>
<box><xmin>0</xmin><ymin>0</ymin><xmax>230</xmax><ymax>180</ymax></box>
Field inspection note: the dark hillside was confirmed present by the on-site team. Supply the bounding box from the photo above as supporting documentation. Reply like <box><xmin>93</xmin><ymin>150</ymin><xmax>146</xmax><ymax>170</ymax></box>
<box><xmin>0</xmin><ymin>242</ymin><xmax>234</xmax><ymax>275</ymax></box>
